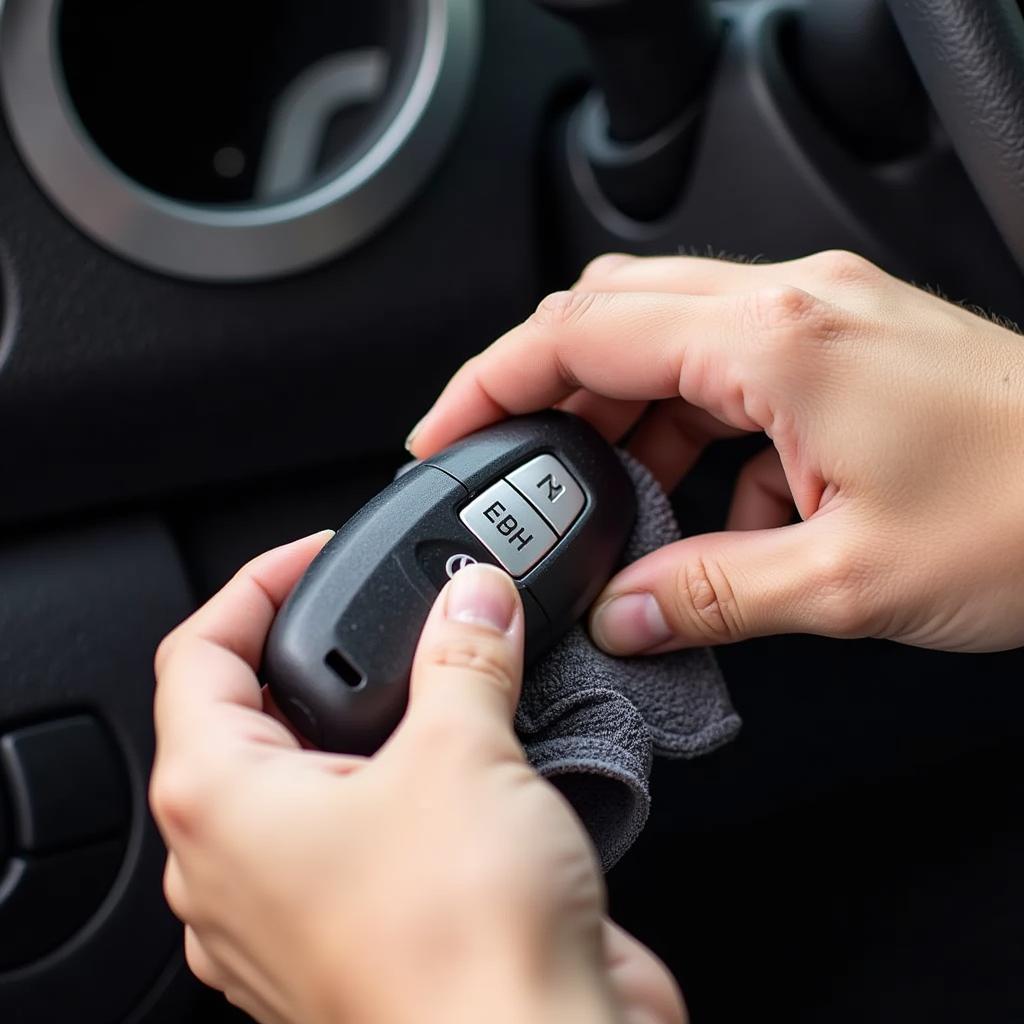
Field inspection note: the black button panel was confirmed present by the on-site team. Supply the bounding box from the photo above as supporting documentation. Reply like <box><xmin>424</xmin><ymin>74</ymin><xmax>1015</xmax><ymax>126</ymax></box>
<box><xmin>0</xmin><ymin>843</ymin><xmax>123</xmax><ymax>971</ymax></box>
<box><xmin>0</xmin><ymin>715</ymin><xmax>128</xmax><ymax>971</ymax></box>
<box><xmin>458</xmin><ymin>453</ymin><xmax>588</xmax><ymax>577</ymax></box>
<box><xmin>1</xmin><ymin>716</ymin><xmax>128</xmax><ymax>851</ymax></box>
<box><xmin>0</xmin><ymin>773</ymin><xmax>8</xmax><ymax>867</ymax></box>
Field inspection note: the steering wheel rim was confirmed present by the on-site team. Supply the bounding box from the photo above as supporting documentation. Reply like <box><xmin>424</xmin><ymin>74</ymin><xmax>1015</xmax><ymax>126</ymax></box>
<box><xmin>887</xmin><ymin>0</ymin><xmax>1024</xmax><ymax>273</ymax></box>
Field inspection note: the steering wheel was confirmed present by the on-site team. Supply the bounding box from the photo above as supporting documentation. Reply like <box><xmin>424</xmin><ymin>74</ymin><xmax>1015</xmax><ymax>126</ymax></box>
<box><xmin>887</xmin><ymin>1</ymin><xmax>1024</xmax><ymax>272</ymax></box>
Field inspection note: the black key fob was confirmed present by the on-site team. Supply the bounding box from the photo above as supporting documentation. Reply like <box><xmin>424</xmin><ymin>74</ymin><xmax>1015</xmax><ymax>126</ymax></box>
<box><xmin>263</xmin><ymin>411</ymin><xmax>637</xmax><ymax>754</ymax></box>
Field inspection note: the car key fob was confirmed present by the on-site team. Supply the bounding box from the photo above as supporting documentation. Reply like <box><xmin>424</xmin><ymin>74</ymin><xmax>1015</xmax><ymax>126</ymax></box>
<box><xmin>263</xmin><ymin>411</ymin><xmax>637</xmax><ymax>754</ymax></box>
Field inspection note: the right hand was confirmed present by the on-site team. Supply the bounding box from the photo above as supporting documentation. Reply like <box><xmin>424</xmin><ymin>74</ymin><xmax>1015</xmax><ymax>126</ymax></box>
<box><xmin>151</xmin><ymin>546</ymin><xmax>685</xmax><ymax>1024</ymax></box>
<box><xmin>408</xmin><ymin>250</ymin><xmax>1024</xmax><ymax>654</ymax></box>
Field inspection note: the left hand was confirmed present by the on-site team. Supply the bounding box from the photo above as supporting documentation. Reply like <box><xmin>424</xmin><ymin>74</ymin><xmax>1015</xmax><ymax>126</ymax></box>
<box><xmin>150</xmin><ymin>532</ymin><xmax>685</xmax><ymax>1024</ymax></box>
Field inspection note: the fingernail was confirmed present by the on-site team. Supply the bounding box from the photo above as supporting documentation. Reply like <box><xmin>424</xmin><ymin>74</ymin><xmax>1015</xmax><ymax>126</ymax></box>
<box><xmin>404</xmin><ymin>414</ymin><xmax>428</xmax><ymax>453</ymax></box>
<box><xmin>446</xmin><ymin>564</ymin><xmax>517</xmax><ymax>633</ymax></box>
<box><xmin>590</xmin><ymin>592</ymin><xmax>671</xmax><ymax>654</ymax></box>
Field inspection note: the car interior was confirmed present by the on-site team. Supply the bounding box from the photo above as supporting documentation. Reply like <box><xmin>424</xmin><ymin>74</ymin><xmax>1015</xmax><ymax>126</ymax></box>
<box><xmin>1</xmin><ymin>0</ymin><xmax>1023</xmax><ymax>1021</ymax></box>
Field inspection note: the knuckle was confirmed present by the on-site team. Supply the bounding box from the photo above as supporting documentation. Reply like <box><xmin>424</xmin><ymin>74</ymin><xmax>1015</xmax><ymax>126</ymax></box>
<box><xmin>161</xmin><ymin>864</ymin><xmax>188</xmax><ymax>920</ymax></box>
<box><xmin>808</xmin><ymin>249</ymin><xmax>878</xmax><ymax>286</ymax></box>
<box><xmin>425</xmin><ymin>635</ymin><xmax>518</xmax><ymax>701</ymax></box>
<box><xmin>456</xmin><ymin>352</ymin><xmax>482</xmax><ymax>378</ymax></box>
<box><xmin>752</xmin><ymin>285</ymin><xmax>819</xmax><ymax>333</ymax></box>
<box><xmin>150</xmin><ymin>764</ymin><xmax>207</xmax><ymax>836</ymax></box>
<box><xmin>670</xmin><ymin>556</ymin><xmax>743</xmax><ymax>643</ymax></box>
<box><xmin>185</xmin><ymin>935</ymin><xmax>225</xmax><ymax>991</ymax></box>
<box><xmin>223</xmin><ymin>986</ymin><xmax>255</xmax><ymax>1014</ymax></box>
<box><xmin>450</xmin><ymin>842</ymin><xmax>528</xmax><ymax>907</ymax></box>
<box><xmin>747</xmin><ymin>286</ymin><xmax>836</xmax><ymax>358</ymax></box>
<box><xmin>406</xmin><ymin>707</ymin><xmax>491</xmax><ymax>765</ymax></box>
<box><xmin>578</xmin><ymin>252</ymin><xmax>631</xmax><ymax>285</ymax></box>
<box><xmin>153</xmin><ymin>630</ymin><xmax>180</xmax><ymax>678</ymax></box>
<box><xmin>530</xmin><ymin>289</ymin><xmax>599</xmax><ymax>331</ymax></box>
<box><xmin>185</xmin><ymin>949</ymin><xmax>219</xmax><ymax>990</ymax></box>
<box><xmin>808</xmin><ymin>541</ymin><xmax>870</xmax><ymax>636</ymax></box>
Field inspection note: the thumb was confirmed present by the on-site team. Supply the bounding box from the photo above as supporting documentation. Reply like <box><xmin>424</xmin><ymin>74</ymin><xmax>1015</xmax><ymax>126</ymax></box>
<box><xmin>590</xmin><ymin>519</ymin><xmax>862</xmax><ymax>652</ymax></box>
<box><xmin>397</xmin><ymin>563</ymin><xmax>526</xmax><ymax>758</ymax></box>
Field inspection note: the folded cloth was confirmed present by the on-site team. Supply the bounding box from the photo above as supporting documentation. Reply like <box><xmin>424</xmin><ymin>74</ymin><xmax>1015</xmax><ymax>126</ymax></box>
<box><xmin>518</xmin><ymin>452</ymin><xmax>741</xmax><ymax>870</ymax></box>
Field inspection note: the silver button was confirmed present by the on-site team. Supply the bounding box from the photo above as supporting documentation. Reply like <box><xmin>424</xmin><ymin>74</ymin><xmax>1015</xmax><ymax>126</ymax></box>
<box><xmin>459</xmin><ymin>481</ymin><xmax>558</xmax><ymax>578</ymax></box>
<box><xmin>506</xmin><ymin>454</ymin><xmax>586</xmax><ymax>535</ymax></box>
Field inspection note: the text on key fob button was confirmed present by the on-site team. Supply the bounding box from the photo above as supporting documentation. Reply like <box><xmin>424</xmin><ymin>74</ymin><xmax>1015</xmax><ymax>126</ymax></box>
<box><xmin>459</xmin><ymin>481</ymin><xmax>558</xmax><ymax>577</ymax></box>
<box><xmin>506</xmin><ymin>454</ymin><xmax>586</xmax><ymax>535</ymax></box>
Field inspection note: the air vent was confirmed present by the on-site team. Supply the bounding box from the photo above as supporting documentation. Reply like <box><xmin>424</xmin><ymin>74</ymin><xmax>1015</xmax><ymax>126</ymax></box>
<box><xmin>0</xmin><ymin>0</ymin><xmax>480</xmax><ymax>281</ymax></box>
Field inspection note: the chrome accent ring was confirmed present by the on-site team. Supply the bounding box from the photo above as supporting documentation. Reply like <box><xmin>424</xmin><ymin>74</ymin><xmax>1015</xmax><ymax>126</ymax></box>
<box><xmin>0</xmin><ymin>0</ymin><xmax>481</xmax><ymax>281</ymax></box>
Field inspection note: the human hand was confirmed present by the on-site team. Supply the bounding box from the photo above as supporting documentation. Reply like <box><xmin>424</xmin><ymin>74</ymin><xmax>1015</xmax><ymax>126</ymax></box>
<box><xmin>408</xmin><ymin>250</ymin><xmax>1024</xmax><ymax>654</ymax></box>
<box><xmin>150</xmin><ymin>534</ymin><xmax>685</xmax><ymax>1024</ymax></box>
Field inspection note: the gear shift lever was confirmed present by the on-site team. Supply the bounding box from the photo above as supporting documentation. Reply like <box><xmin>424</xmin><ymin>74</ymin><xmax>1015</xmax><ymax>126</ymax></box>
<box><xmin>538</xmin><ymin>0</ymin><xmax>719</xmax><ymax>143</ymax></box>
<box><xmin>537</xmin><ymin>0</ymin><xmax>720</xmax><ymax>219</ymax></box>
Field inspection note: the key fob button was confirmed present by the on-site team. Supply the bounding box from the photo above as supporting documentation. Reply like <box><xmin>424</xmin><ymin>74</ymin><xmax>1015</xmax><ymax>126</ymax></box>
<box><xmin>413</xmin><ymin>537</ymin><xmax>499</xmax><ymax>591</ymax></box>
<box><xmin>459</xmin><ymin>481</ymin><xmax>558</xmax><ymax>577</ymax></box>
<box><xmin>506</xmin><ymin>453</ymin><xmax>587</xmax><ymax>535</ymax></box>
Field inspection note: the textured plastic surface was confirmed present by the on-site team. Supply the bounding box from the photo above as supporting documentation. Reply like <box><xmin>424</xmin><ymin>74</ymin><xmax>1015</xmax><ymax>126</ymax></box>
<box><xmin>0</xmin><ymin>786</ymin><xmax>7</xmax><ymax>866</ymax></box>
<box><xmin>552</xmin><ymin>0</ymin><xmax>1024</xmax><ymax>325</ymax></box>
<box><xmin>536</xmin><ymin>0</ymin><xmax>719</xmax><ymax>142</ymax></box>
<box><xmin>264</xmin><ymin>412</ymin><xmax>636</xmax><ymax>754</ymax></box>
<box><xmin>794</xmin><ymin>0</ymin><xmax>928</xmax><ymax>160</ymax></box>
<box><xmin>0</xmin><ymin>717</ymin><xmax>128</xmax><ymax>852</ymax></box>
<box><xmin>0</xmin><ymin>0</ymin><xmax>588</xmax><ymax>529</ymax></box>
<box><xmin>887</xmin><ymin>0</ymin><xmax>1024</xmax><ymax>272</ymax></box>
<box><xmin>0</xmin><ymin>522</ymin><xmax>193</xmax><ymax>1022</ymax></box>
<box><xmin>536</xmin><ymin>0</ymin><xmax>718</xmax><ymax>219</ymax></box>
<box><xmin>0</xmin><ymin>842</ymin><xmax>124</xmax><ymax>971</ymax></box>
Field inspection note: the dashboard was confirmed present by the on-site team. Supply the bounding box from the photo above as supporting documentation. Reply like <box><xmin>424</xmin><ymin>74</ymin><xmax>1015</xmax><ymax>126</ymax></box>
<box><xmin>0</xmin><ymin>2</ymin><xmax>1022</xmax><ymax>1022</ymax></box>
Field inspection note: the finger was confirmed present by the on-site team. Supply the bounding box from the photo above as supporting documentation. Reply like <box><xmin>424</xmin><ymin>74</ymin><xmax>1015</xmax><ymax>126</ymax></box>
<box><xmin>407</xmin><ymin>289</ymin><xmax>748</xmax><ymax>458</ymax></box>
<box><xmin>221</xmin><ymin>987</ymin><xmax>290</xmax><ymax>1024</ymax></box>
<box><xmin>289</xmin><ymin>749</ymin><xmax>368</xmax><ymax>776</ymax></box>
<box><xmin>156</xmin><ymin>530</ymin><xmax>334</xmax><ymax>677</ymax></box>
<box><xmin>589</xmin><ymin>517</ymin><xmax>865</xmax><ymax>652</ymax></box>
<box><xmin>627</xmin><ymin>398</ymin><xmax>747</xmax><ymax>494</ymax></box>
<box><xmin>576</xmin><ymin>251</ymin><xmax>769</xmax><ymax>295</ymax></box>
<box><xmin>261</xmin><ymin>688</ymin><xmax>310</xmax><ymax>750</ymax></box>
<box><xmin>726</xmin><ymin>446</ymin><xmax>796</xmax><ymax>532</ymax></box>
<box><xmin>575</xmin><ymin>250</ymin><xmax>891</xmax><ymax>312</ymax></box>
<box><xmin>394</xmin><ymin>563</ymin><xmax>525</xmax><ymax>762</ymax></box>
<box><xmin>261</xmin><ymin>689</ymin><xmax>368</xmax><ymax>776</ymax></box>
<box><xmin>556</xmin><ymin>389</ymin><xmax>650</xmax><ymax>444</ymax></box>
<box><xmin>188</xmin><ymin>932</ymin><xmax>290</xmax><ymax>1024</ymax></box>
<box><xmin>184</xmin><ymin>926</ymin><xmax>226</xmax><ymax>992</ymax></box>
<box><xmin>603</xmin><ymin>920</ymin><xmax>688</xmax><ymax>1024</ymax></box>
<box><xmin>153</xmin><ymin>532</ymin><xmax>333</xmax><ymax>761</ymax></box>
<box><xmin>161</xmin><ymin>854</ymin><xmax>191</xmax><ymax>922</ymax></box>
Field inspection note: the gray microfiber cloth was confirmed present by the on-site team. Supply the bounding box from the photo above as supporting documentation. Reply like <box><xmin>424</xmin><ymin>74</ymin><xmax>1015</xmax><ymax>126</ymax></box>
<box><xmin>518</xmin><ymin>452</ymin><xmax>741</xmax><ymax>870</ymax></box>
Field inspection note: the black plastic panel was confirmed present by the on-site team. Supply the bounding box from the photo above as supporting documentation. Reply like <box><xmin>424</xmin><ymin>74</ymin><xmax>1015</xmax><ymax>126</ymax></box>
<box><xmin>0</xmin><ymin>842</ymin><xmax>123</xmax><ymax>972</ymax></box>
<box><xmin>0</xmin><ymin>0</ymin><xmax>1020</xmax><ymax>1020</ymax></box>
<box><xmin>0</xmin><ymin>521</ymin><xmax>195</xmax><ymax>1023</ymax></box>
<box><xmin>0</xmin><ymin>768</ymin><xmax>9</xmax><ymax>865</ymax></box>
<box><xmin>549</xmin><ymin>1</ymin><xmax>1024</xmax><ymax>322</ymax></box>
<box><xmin>1</xmin><ymin>716</ymin><xmax>128</xmax><ymax>852</ymax></box>
<box><xmin>0</xmin><ymin>0</ymin><xmax>587</xmax><ymax>530</ymax></box>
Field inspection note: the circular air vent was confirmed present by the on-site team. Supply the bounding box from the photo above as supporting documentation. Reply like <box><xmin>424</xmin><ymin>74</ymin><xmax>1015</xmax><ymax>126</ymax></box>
<box><xmin>0</xmin><ymin>0</ymin><xmax>480</xmax><ymax>281</ymax></box>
